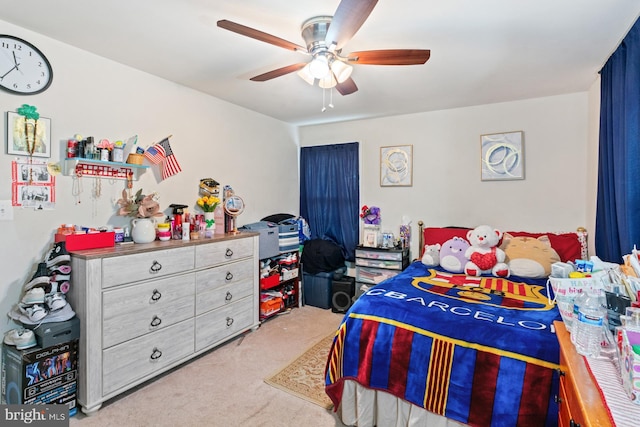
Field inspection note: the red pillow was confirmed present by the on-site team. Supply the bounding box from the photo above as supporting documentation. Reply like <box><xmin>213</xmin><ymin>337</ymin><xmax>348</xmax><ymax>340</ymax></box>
<box><xmin>422</xmin><ymin>227</ymin><xmax>583</xmax><ymax>263</ymax></box>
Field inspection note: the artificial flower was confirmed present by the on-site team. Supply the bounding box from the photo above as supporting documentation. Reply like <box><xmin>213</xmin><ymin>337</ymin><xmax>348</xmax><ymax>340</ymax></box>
<box><xmin>116</xmin><ymin>189</ymin><xmax>163</xmax><ymax>218</ymax></box>
<box><xmin>196</xmin><ymin>195</ymin><xmax>220</xmax><ymax>212</ymax></box>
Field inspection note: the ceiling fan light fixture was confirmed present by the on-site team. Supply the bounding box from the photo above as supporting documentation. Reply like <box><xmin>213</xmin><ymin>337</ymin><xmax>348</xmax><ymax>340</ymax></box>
<box><xmin>318</xmin><ymin>72</ymin><xmax>337</xmax><ymax>89</ymax></box>
<box><xmin>297</xmin><ymin>64</ymin><xmax>315</xmax><ymax>85</ymax></box>
<box><xmin>309</xmin><ymin>53</ymin><xmax>330</xmax><ymax>79</ymax></box>
<box><xmin>330</xmin><ymin>59</ymin><xmax>353</xmax><ymax>83</ymax></box>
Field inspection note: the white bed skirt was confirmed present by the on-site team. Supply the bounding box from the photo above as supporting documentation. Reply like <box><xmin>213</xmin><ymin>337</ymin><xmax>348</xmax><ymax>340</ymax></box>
<box><xmin>336</xmin><ymin>380</ymin><xmax>468</xmax><ymax>427</ymax></box>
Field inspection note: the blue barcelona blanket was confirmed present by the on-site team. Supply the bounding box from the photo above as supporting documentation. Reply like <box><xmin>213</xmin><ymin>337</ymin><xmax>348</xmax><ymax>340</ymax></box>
<box><xmin>325</xmin><ymin>262</ymin><xmax>562</xmax><ymax>427</ymax></box>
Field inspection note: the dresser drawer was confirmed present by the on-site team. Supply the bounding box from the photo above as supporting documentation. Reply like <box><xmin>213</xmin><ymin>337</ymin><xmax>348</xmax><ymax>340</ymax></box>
<box><xmin>103</xmin><ymin>273</ymin><xmax>196</xmax><ymax>348</ymax></box>
<box><xmin>195</xmin><ymin>238</ymin><xmax>254</xmax><ymax>268</ymax></box>
<box><xmin>102</xmin><ymin>246</ymin><xmax>195</xmax><ymax>288</ymax></box>
<box><xmin>356</xmin><ymin>266</ymin><xmax>401</xmax><ymax>285</ymax></box>
<box><xmin>102</xmin><ymin>318</ymin><xmax>194</xmax><ymax>395</ymax></box>
<box><xmin>195</xmin><ymin>259</ymin><xmax>255</xmax><ymax>316</ymax></box>
<box><xmin>195</xmin><ymin>297</ymin><xmax>254</xmax><ymax>351</ymax></box>
<box><xmin>355</xmin><ymin>258</ymin><xmax>404</xmax><ymax>270</ymax></box>
<box><xmin>356</xmin><ymin>248</ymin><xmax>405</xmax><ymax>261</ymax></box>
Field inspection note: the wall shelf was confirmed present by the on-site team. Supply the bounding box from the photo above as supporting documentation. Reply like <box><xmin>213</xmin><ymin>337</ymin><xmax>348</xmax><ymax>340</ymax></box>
<box><xmin>63</xmin><ymin>158</ymin><xmax>149</xmax><ymax>180</ymax></box>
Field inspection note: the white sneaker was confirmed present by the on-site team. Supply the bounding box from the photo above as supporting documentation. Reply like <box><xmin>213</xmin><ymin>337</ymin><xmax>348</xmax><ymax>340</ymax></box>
<box><xmin>3</xmin><ymin>329</ymin><xmax>37</xmax><ymax>350</ymax></box>
<box><xmin>45</xmin><ymin>292</ymin><xmax>67</xmax><ymax>311</ymax></box>
<box><xmin>21</xmin><ymin>287</ymin><xmax>45</xmax><ymax>305</ymax></box>
<box><xmin>18</xmin><ymin>303</ymin><xmax>48</xmax><ymax>323</ymax></box>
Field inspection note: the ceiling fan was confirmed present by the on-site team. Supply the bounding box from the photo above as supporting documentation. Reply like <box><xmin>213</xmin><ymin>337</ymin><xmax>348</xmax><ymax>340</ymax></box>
<box><xmin>217</xmin><ymin>0</ymin><xmax>430</xmax><ymax>96</ymax></box>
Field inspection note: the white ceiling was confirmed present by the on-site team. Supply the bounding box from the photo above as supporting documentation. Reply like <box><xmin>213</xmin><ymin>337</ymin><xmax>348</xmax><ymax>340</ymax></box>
<box><xmin>2</xmin><ymin>0</ymin><xmax>639</xmax><ymax>126</ymax></box>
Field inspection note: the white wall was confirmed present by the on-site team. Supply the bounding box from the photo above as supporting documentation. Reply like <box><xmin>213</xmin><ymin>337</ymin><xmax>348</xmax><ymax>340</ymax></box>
<box><xmin>0</xmin><ymin>22</ymin><xmax>299</xmax><ymax>342</ymax></box>
<box><xmin>299</xmin><ymin>92</ymin><xmax>596</xmax><ymax>259</ymax></box>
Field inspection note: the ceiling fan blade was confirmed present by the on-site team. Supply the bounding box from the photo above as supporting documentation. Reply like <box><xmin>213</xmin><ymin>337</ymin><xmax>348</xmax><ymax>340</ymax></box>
<box><xmin>325</xmin><ymin>0</ymin><xmax>378</xmax><ymax>50</ymax></box>
<box><xmin>336</xmin><ymin>77</ymin><xmax>358</xmax><ymax>95</ymax></box>
<box><xmin>347</xmin><ymin>49</ymin><xmax>431</xmax><ymax>65</ymax></box>
<box><xmin>217</xmin><ymin>20</ymin><xmax>306</xmax><ymax>52</ymax></box>
<box><xmin>250</xmin><ymin>63</ymin><xmax>308</xmax><ymax>82</ymax></box>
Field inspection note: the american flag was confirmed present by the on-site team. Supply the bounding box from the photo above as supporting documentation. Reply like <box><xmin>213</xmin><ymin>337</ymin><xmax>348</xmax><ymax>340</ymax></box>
<box><xmin>155</xmin><ymin>138</ymin><xmax>182</xmax><ymax>180</ymax></box>
<box><xmin>143</xmin><ymin>145</ymin><xmax>164</xmax><ymax>164</ymax></box>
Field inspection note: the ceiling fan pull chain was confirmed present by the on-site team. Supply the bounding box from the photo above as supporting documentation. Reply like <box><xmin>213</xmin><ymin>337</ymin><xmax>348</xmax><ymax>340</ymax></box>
<box><xmin>329</xmin><ymin>88</ymin><xmax>334</xmax><ymax>109</ymax></box>
<box><xmin>321</xmin><ymin>87</ymin><xmax>327</xmax><ymax>112</ymax></box>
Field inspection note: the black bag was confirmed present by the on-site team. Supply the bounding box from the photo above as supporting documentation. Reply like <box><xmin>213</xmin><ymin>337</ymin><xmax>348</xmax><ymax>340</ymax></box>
<box><xmin>301</xmin><ymin>239</ymin><xmax>345</xmax><ymax>275</ymax></box>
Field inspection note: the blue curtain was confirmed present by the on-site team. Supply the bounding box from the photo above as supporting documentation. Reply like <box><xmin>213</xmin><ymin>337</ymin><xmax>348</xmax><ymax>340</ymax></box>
<box><xmin>300</xmin><ymin>142</ymin><xmax>359</xmax><ymax>261</ymax></box>
<box><xmin>595</xmin><ymin>17</ymin><xmax>640</xmax><ymax>262</ymax></box>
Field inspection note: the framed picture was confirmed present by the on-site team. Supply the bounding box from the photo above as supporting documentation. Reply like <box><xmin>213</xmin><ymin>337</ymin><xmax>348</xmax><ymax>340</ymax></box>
<box><xmin>6</xmin><ymin>111</ymin><xmax>51</xmax><ymax>158</ymax></box>
<box><xmin>480</xmin><ymin>131</ymin><xmax>524</xmax><ymax>181</ymax></box>
<box><xmin>380</xmin><ymin>145</ymin><xmax>413</xmax><ymax>187</ymax></box>
<box><xmin>362</xmin><ymin>226</ymin><xmax>380</xmax><ymax>248</ymax></box>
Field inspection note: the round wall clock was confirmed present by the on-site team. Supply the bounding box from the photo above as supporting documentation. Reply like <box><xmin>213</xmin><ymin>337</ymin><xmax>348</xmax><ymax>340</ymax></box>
<box><xmin>0</xmin><ymin>35</ymin><xmax>53</xmax><ymax>95</ymax></box>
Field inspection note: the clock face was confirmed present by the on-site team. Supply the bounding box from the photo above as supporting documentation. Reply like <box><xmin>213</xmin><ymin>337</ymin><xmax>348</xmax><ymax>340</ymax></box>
<box><xmin>0</xmin><ymin>35</ymin><xmax>53</xmax><ymax>95</ymax></box>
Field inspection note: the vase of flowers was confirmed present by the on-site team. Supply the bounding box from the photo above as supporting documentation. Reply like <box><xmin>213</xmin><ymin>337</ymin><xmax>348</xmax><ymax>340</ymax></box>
<box><xmin>117</xmin><ymin>189</ymin><xmax>163</xmax><ymax>243</ymax></box>
<box><xmin>196</xmin><ymin>195</ymin><xmax>220</xmax><ymax>236</ymax></box>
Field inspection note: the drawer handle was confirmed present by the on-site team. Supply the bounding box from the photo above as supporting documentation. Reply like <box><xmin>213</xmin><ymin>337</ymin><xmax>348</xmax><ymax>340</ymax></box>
<box><xmin>151</xmin><ymin>289</ymin><xmax>162</xmax><ymax>302</ymax></box>
<box><xmin>556</xmin><ymin>368</ymin><xmax>565</xmax><ymax>377</ymax></box>
<box><xmin>570</xmin><ymin>420</ymin><xmax>581</xmax><ymax>427</ymax></box>
<box><xmin>554</xmin><ymin>394</ymin><xmax>562</xmax><ymax>404</ymax></box>
<box><xmin>226</xmin><ymin>317</ymin><xmax>234</xmax><ymax>327</ymax></box>
<box><xmin>150</xmin><ymin>347</ymin><xmax>162</xmax><ymax>361</ymax></box>
<box><xmin>225</xmin><ymin>272</ymin><xmax>234</xmax><ymax>281</ymax></box>
<box><xmin>225</xmin><ymin>291</ymin><xmax>233</xmax><ymax>302</ymax></box>
<box><xmin>225</xmin><ymin>248</ymin><xmax>233</xmax><ymax>257</ymax></box>
<box><xmin>150</xmin><ymin>316</ymin><xmax>162</xmax><ymax>327</ymax></box>
<box><xmin>150</xmin><ymin>260</ymin><xmax>162</xmax><ymax>273</ymax></box>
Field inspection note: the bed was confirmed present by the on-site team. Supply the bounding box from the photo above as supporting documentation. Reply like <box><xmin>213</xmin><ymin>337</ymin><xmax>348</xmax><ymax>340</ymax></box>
<box><xmin>325</xmin><ymin>224</ymin><xmax>588</xmax><ymax>427</ymax></box>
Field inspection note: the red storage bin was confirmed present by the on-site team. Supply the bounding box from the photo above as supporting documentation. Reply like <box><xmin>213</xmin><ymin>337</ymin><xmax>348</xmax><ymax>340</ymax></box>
<box><xmin>55</xmin><ymin>232</ymin><xmax>115</xmax><ymax>251</ymax></box>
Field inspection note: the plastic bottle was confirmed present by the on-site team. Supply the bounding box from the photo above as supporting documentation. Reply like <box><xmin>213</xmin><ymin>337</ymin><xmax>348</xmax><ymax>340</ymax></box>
<box><xmin>573</xmin><ymin>289</ymin><xmax>606</xmax><ymax>357</ymax></box>
<box><xmin>570</xmin><ymin>291</ymin><xmax>588</xmax><ymax>341</ymax></box>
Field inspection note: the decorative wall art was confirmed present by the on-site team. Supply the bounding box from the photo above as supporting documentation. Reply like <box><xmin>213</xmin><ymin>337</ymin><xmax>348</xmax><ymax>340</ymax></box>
<box><xmin>480</xmin><ymin>131</ymin><xmax>524</xmax><ymax>181</ymax></box>
<box><xmin>380</xmin><ymin>145</ymin><xmax>413</xmax><ymax>187</ymax></box>
<box><xmin>6</xmin><ymin>111</ymin><xmax>51</xmax><ymax>158</ymax></box>
<box><xmin>11</xmin><ymin>160</ymin><xmax>56</xmax><ymax>208</ymax></box>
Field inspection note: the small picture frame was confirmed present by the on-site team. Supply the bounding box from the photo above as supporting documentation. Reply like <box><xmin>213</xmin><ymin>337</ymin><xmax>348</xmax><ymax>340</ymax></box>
<box><xmin>480</xmin><ymin>131</ymin><xmax>524</xmax><ymax>181</ymax></box>
<box><xmin>380</xmin><ymin>145</ymin><xmax>413</xmax><ymax>187</ymax></box>
<box><xmin>362</xmin><ymin>226</ymin><xmax>380</xmax><ymax>248</ymax></box>
<box><xmin>6</xmin><ymin>111</ymin><xmax>51</xmax><ymax>158</ymax></box>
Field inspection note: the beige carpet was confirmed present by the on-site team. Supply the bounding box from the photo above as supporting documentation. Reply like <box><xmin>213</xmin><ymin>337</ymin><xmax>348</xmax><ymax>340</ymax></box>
<box><xmin>264</xmin><ymin>332</ymin><xmax>335</xmax><ymax>409</ymax></box>
<box><xmin>69</xmin><ymin>305</ymin><xmax>347</xmax><ymax>427</ymax></box>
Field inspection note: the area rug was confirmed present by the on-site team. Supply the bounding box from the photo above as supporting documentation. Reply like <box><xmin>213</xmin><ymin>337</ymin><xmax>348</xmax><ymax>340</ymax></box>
<box><xmin>264</xmin><ymin>333</ymin><xmax>335</xmax><ymax>409</ymax></box>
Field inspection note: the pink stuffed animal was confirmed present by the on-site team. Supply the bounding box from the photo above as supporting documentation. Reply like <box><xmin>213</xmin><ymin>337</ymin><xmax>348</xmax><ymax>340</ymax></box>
<box><xmin>464</xmin><ymin>225</ymin><xmax>510</xmax><ymax>277</ymax></box>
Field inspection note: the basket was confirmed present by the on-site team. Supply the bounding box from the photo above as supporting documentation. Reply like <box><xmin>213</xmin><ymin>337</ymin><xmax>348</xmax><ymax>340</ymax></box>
<box><xmin>547</xmin><ymin>270</ymin><xmax>609</xmax><ymax>326</ymax></box>
<box><xmin>126</xmin><ymin>153</ymin><xmax>144</xmax><ymax>165</ymax></box>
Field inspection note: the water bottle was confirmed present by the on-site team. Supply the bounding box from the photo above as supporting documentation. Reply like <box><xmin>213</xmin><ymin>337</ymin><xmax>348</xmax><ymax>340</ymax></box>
<box><xmin>573</xmin><ymin>289</ymin><xmax>606</xmax><ymax>357</ymax></box>
<box><xmin>570</xmin><ymin>291</ymin><xmax>588</xmax><ymax>341</ymax></box>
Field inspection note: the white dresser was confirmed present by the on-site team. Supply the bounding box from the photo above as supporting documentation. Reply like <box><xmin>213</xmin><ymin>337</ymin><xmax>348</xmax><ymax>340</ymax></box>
<box><xmin>67</xmin><ymin>232</ymin><xmax>259</xmax><ymax>414</ymax></box>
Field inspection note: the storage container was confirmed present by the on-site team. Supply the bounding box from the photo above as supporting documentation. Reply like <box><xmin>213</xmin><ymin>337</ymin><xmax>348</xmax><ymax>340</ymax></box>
<box><xmin>239</xmin><ymin>221</ymin><xmax>279</xmax><ymax>259</ymax></box>
<box><xmin>55</xmin><ymin>231</ymin><xmax>115</xmax><ymax>251</ymax></box>
<box><xmin>278</xmin><ymin>220</ymin><xmax>299</xmax><ymax>253</ymax></box>
<box><xmin>302</xmin><ymin>271</ymin><xmax>333</xmax><ymax>309</ymax></box>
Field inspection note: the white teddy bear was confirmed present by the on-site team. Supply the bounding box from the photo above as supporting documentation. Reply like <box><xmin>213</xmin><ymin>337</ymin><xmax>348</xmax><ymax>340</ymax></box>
<box><xmin>464</xmin><ymin>225</ymin><xmax>510</xmax><ymax>277</ymax></box>
<box><xmin>421</xmin><ymin>244</ymin><xmax>441</xmax><ymax>267</ymax></box>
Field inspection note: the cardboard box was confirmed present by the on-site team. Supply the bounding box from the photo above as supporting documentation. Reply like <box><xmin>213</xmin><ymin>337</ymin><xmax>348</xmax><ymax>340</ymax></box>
<box><xmin>1</xmin><ymin>340</ymin><xmax>79</xmax><ymax>417</ymax></box>
<box><xmin>55</xmin><ymin>232</ymin><xmax>115</xmax><ymax>251</ymax></box>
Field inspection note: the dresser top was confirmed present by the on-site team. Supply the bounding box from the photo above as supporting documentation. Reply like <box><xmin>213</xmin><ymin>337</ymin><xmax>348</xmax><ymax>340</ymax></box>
<box><xmin>69</xmin><ymin>231</ymin><xmax>258</xmax><ymax>260</ymax></box>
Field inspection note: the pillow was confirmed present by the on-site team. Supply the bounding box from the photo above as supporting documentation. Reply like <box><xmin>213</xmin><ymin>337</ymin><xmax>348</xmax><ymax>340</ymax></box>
<box><xmin>500</xmin><ymin>233</ymin><xmax>561</xmax><ymax>278</ymax></box>
<box><xmin>505</xmin><ymin>231</ymin><xmax>582</xmax><ymax>263</ymax></box>
<box><xmin>422</xmin><ymin>227</ymin><xmax>584</xmax><ymax>262</ymax></box>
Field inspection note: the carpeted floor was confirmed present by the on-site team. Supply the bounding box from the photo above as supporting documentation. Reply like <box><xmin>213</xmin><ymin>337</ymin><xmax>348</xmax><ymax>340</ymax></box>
<box><xmin>69</xmin><ymin>305</ymin><xmax>348</xmax><ymax>427</ymax></box>
<box><xmin>264</xmin><ymin>332</ymin><xmax>335</xmax><ymax>409</ymax></box>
